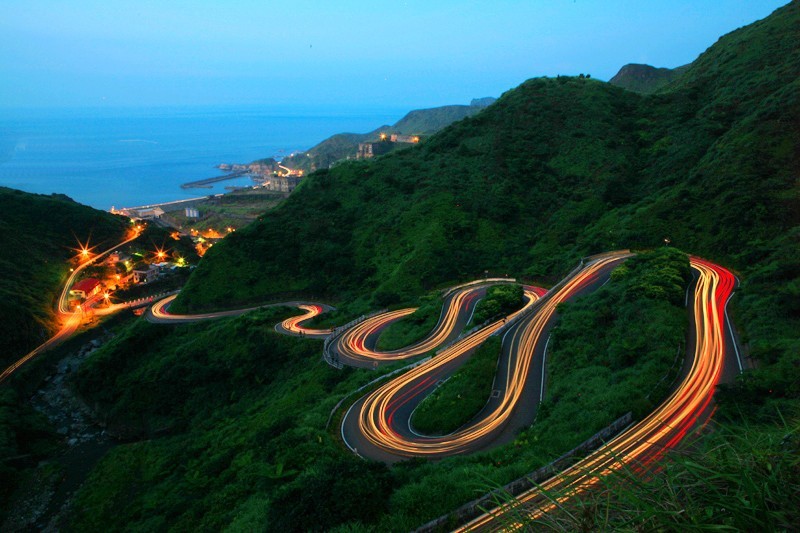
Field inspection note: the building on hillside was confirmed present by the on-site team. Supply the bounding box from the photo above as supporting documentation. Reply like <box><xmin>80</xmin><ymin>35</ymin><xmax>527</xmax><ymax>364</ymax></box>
<box><xmin>104</xmin><ymin>251</ymin><xmax>130</xmax><ymax>266</ymax></box>
<box><xmin>132</xmin><ymin>264</ymin><xmax>160</xmax><ymax>284</ymax></box>
<box><xmin>356</xmin><ymin>141</ymin><xmax>394</xmax><ymax>159</ymax></box>
<box><xmin>390</xmin><ymin>134</ymin><xmax>420</xmax><ymax>143</ymax></box>
<box><xmin>70</xmin><ymin>278</ymin><xmax>103</xmax><ymax>300</ymax></box>
<box><xmin>262</xmin><ymin>175</ymin><xmax>301</xmax><ymax>192</ymax></box>
<box><xmin>135</xmin><ymin>207</ymin><xmax>165</xmax><ymax>219</ymax></box>
<box><xmin>185</xmin><ymin>207</ymin><xmax>200</xmax><ymax>218</ymax></box>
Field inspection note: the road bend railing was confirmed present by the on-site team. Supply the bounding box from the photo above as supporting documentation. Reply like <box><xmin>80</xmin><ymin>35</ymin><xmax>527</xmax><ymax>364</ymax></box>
<box><xmin>322</xmin><ymin>308</ymin><xmax>388</xmax><ymax>369</ymax></box>
<box><xmin>415</xmin><ymin>412</ymin><xmax>634</xmax><ymax>533</ymax></box>
<box><xmin>118</xmin><ymin>289</ymin><xmax>181</xmax><ymax>310</ymax></box>
<box><xmin>325</xmin><ymin>355</ymin><xmax>432</xmax><ymax>430</ymax></box>
<box><xmin>440</xmin><ymin>277</ymin><xmax>516</xmax><ymax>299</ymax></box>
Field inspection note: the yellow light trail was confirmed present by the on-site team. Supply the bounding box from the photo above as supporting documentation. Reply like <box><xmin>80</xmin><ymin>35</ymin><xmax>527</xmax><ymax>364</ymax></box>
<box><xmin>149</xmin><ymin>294</ymin><xmax>333</xmax><ymax>339</ymax></box>
<box><xmin>280</xmin><ymin>304</ymin><xmax>333</xmax><ymax>337</ymax></box>
<box><xmin>1</xmin><ymin>227</ymin><xmax>142</xmax><ymax>384</ymax></box>
<box><xmin>335</xmin><ymin>284</ymin><xmax>496</xmax><ymax>364</ymax></box>
<box><xmin>352</xmin><ymin>253</ymin><xmax>629</xmax><ymax>457</ymax></box>
<box><xmin>456</xmin><ymin>257</ymin><xmax>737</xmax><ymax>531</ymax></box>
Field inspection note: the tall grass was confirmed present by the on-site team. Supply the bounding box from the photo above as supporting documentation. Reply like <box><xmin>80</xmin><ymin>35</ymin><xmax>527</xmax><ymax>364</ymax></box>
<box><xmin>490</xmin><ymin>413</ymin><xmax>799</xmax><ymax>531</ymax></box>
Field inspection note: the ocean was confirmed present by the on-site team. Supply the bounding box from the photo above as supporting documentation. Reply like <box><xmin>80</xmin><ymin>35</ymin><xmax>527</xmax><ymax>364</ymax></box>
<box><xmin>0</xmin><ymin>105</ymin><xmax>404</xmax><ymax>210</ymax></box>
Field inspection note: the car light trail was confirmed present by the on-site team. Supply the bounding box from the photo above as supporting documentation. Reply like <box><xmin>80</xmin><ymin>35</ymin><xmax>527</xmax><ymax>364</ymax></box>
<box><xmin>349</xmin><ymin>253</ymin><xmax>629</xmax><ymax>458</ymax></box>
<box><xmin>456</xmin><ymin>257</ymin><xmax>737</xmax><ymax>531</ymax></box>
<box><xmin>148</xmin><ymin>294</ymin><xmax>333</xmax><ymax>338</ymax></box>
<box><xmin>279</xmin><ymin>304</ymin><xmax>332</xmax><ymax>338</ymax></box>
<box><xmin>334</xmin><ymin>284</ymin><xmax>504</xmax><ymax>364</ymax></box>
<box><xmin>1</xmin><ymin>229</ymin><xmax>142</xmax><ymax>384</ymax></box>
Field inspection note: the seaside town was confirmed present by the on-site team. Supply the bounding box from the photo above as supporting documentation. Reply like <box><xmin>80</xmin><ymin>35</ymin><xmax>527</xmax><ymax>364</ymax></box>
<box><xmin>65</xmin><ymin>224</ymin><xmax>193</xmax><ymax>318</ymax></box>
<box><xmin>109</xmin><ymin>159</ymin><xmax>297</xmax><ymax>254</ymax></box>
<box><xmin>109</xmin><ymin>130</ymin><xmax>424</xmax><ymax>260</ymax></box>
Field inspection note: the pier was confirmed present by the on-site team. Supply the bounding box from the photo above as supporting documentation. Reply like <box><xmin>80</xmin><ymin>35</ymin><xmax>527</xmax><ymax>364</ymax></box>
<box><xmin>180</xmin><ymin>170</ymin><xmax>248</xmax><ymax>189</ymax></box>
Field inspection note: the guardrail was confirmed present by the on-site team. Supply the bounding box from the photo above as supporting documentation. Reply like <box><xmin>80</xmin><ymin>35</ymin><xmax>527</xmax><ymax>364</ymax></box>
<box><xmin>326</xmin><ymin>355</ymin><xmax>432</xmax><ymax>430</ymax></box>
<box><xmin>322</xmin><ymin>308</ymin><xmax>388</xmax><ymax>369</ymax></box>
<box><xmin>415</xmin><ymin>412</ymin><xmax>634</xmax><ymax>532</ymax></box>
<box><xmin>440</xmin><ymin>277</ymin><xmax>516</xmax><ymax>298</ymax></box>
<box><xmin>118</xmin><ymin>289</ymin><xmax>181</xmax><ymax>309</ymax></box>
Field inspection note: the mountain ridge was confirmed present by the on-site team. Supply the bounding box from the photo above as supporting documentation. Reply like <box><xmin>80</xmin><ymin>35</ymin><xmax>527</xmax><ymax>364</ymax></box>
<box><xmin>608</xmin><ymin>63</ymin><xmax>690</xmax><ymax>93</ymax></box>
<box><xmin>280</xmin><ymin>98</ymin><xmax>495</xmax><ymax>172</ymax></box>
<box><xmin>54</xmin><ymin>2</ymin><xmax>799</xmax><ymax>530</ymax></box>
<box><xmin>177</xmin><ymin>0</ymin><xmax>798</xmax><ymax>311</ymax></box>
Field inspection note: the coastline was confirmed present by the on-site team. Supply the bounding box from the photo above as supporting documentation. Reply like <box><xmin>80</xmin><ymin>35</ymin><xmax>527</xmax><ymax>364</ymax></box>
<box><xmin>0</xmin><ymin>106</ymin><xmax>404</xmax><ymax>210</ymax></box>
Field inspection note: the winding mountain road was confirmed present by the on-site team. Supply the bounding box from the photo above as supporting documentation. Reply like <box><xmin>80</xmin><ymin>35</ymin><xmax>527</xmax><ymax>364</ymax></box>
<box><xmin>146</xmin><ymin>293</ymin><xmax>334</xmax><ymax>339</ymax></box>
<box><xmin>340</xmin><ymin>252</ymin><xmax>630</xmax><ymax>461</ymax></box>
<box><xmin>5</xmin><ymin>240</ymin><xmax>743</xmax><ymax>530</ymax></box>
<box><xmin>330</xmin><ymin>280</ymin><xmax>516</xmax><ymax>368</ymax></box>
<box><xmin>455</xmin><ymin>256</ymin><xmax>740</xmax><ymax>531</ymax></box>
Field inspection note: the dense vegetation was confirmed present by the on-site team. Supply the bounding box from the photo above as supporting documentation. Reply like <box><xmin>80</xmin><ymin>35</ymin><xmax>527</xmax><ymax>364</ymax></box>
<box><xmin>162</xmin><ymin>8</ymin><xmax>799</xmax><ymax>525</ymax></box>
<box><xmin>166</xmin><ymin>2</ymin><xmax>800</xmax><ymax>527</ymax></box>
<box><xmin>175</xmin><ymin>2</ymin><xmax>799</xmax><ymax>437</ymax></box>
<box><xmin>375</xmin><ymin>292</ymin><xmax>442</xmax><ymax>351</ymax></box>
<box><xmin>390</xmin><ymin>103</ymin><xmax>489</xmax><ymax>135</ymax></box>
<box><xmin>67</xmin><ymin>248</ymin><xmax>690</xmax><ymax>530</ymax></box>
<box><xmin>469</xmin><ymin>284</ymin><xmax>524</xmax><ymax>326</ymax></box>
<box><xmin>68</xmin><ymin>311</ymin><xmax>403</xmax><ymax>530</ymax></box>
<box><xmin>547</xmin><ymin>248</ymin><xmax>691</xmax><ymax>423</ymax></box>
<box><xmin>0</xmin><ymin>387</ymin><xmax>59</xmax><ymax>506</ymax></box>
<box><xmin>279</xmin><ymin>101</ymin><xmax>489</xmax><ymax>173</ymax></box>
<box><xmin>177</xmin><ymin>2</ymin><xmax>798</xmax><ymax>316</ymax></box>
<box><xmin>0</xmin><ymin>188</ymin><xmax>129</xmax><ymax>368</ymax></box>
<box><xmin>412</xmin><ymin>336</ymin><xmax>503</xmax><ymax>435</ymax></box>
<box><xmin>526</xmin><ymin>416</ymin><xmax>799</xmax><ymax>531</ymax></box>
<box><xmin>0</xmin><ymin>188</ymin><xmax>201</xmax><ymax>520</ymax></box>
<box><xmin>5</xmin><ymin>3</ymin><xmax>797</xmax><ymax>530</ymax></box>
<box><xmin>414</xmin><ymin>248</ymin><xmax>689</xmax><ymax>442</ymax></box>
<box><xmin>608</xmin><ymin>63</ymin><xmax>690</xmax><ymax>94</ymax></box>
<box><xmin>0</xmin><ymin>307</ymin><xmax>139</xmax><ymax>523</ymax></box>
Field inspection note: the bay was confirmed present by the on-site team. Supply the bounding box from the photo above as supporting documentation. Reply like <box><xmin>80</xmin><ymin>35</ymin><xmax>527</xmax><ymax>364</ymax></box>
<box><xmin>0</xmin><ymin>105</ymin><xmax>404</xmax><ymax>210</ymax></box>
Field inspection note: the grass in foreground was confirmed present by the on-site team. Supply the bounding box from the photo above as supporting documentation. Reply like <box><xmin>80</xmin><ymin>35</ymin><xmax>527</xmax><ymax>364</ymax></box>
<box><xmin>498</xmin><ymin>414</ymin><xmax>800</xmax><ymax>532</ymax></box>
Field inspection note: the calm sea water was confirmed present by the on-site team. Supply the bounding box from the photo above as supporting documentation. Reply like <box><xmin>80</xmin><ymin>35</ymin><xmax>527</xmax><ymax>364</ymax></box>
<box><xmin>0</xmin><ymin>105</ymin><xmax>403</xmax><ymax>210</ymax></box>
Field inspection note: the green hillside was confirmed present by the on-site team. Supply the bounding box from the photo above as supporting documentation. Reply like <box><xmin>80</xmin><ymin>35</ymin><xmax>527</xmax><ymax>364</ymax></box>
<box><xmin>608</xmin><ymin>63</ymin><xmax>690</xmax><ymax>94</ymax></box>
<box><xmin>176</xmin><ymin>1</ymin><xmax>798</xmax><ymax>314</ymax></box>
<box><xmin>280</xmin><ymin>129</ymin><xmax>383</xmax><ymax>172</ymax></box>
<box><xmin>55</xmin><ymin>2</ymin><xmax>800</xmax><ymax>531</ymax></box>
<box><xmin>279</xmin><ymin>100</ymin><xmax>491</xmax><ymax>172</ymax></box>
<box><xmin>391</xmin><ymin>104</ymin><xmax>486</xmax><ymax>134</ymax></box>
<box><xmin>0</xmin><ymin>188</ymin><xmax>129</xmax><ymax>368</ymax></box>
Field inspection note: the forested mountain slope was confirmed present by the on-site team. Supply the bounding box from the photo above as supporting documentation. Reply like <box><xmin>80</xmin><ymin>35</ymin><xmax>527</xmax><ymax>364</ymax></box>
<box><xmin>608</xmin><ymin>63</ymin><xmax>689</xmax><ymax>94</ymax></box>
<box><xmin>177</xmin><ymin>2</ymin><xmax>798</xmax><ymax>314</ymax></box>
<box><xmin>279</xmin><ymin>101</ymin><xmax>491</xmax><ymax>172</ymax></box>
<box><xmin>64</xmin><ymin>3</ymin><xmax>799</xmax><ymax>530</ymax></box>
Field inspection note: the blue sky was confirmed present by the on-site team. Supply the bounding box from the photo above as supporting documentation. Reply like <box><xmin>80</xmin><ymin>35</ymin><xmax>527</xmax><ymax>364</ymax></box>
<box><xmin>0</xmin><ymin>0</ymin><xmax>788</xmax><ymax>109</ymax></box>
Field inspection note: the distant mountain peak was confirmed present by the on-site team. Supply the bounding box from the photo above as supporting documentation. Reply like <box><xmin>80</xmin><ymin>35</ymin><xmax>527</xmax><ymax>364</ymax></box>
<box><xmin>609</xmin><ymin>63</ymin><xmax>689</xmax><ymax>94</ymax></box>
<box><xmin>470</xmin><ymin>97</ymin><xmax>496</xmax><ymax>107</ymax></box>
